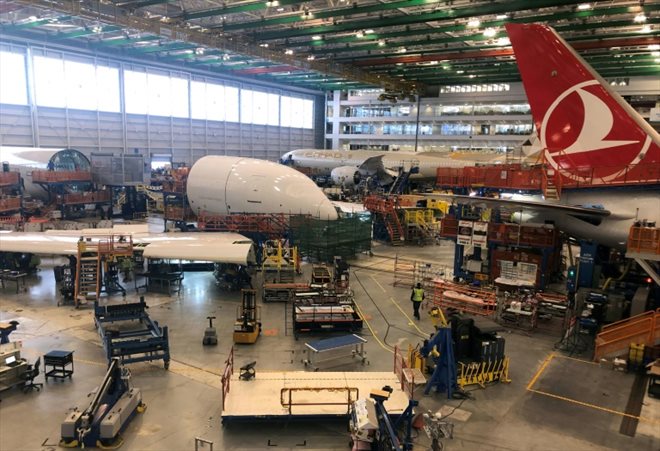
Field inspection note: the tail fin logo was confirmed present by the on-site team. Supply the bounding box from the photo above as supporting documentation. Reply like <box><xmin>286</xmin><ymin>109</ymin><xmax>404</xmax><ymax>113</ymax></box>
<box><xmin>542</xmin><ymin>80</ymin><xmax>650</xmax><ymax>182</ymax></box>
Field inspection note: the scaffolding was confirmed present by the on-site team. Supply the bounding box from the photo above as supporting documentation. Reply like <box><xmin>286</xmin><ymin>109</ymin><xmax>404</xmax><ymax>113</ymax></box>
<box><xmin>393</xmin><ymin>256</ymin><xmax>453</xmax><ymax>289</ymax></box>
<box><xmin>290</xmin><ymin>213</ymin><xmax>372</xmax><ymax>263</ymax></box>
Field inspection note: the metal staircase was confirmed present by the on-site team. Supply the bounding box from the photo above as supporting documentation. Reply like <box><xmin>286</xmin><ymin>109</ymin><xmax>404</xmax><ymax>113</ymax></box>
<box><xmin>75</xmin><ymin>240</ymin><xmax>102</xmax><ymax>307</ymax></box>
<box><xmin>363</xmin><ymin>195</ymin><xmax>405</xmax><ymax>245</ymax></box>
<box><xmin>74</xmin><ymin>235</ymin><xmax>134</xmax><ymax>308</ymax></box>
<box><xmin>388</xmin><ymin>161</ymin><xmax>419</xmax><ymax>195</ymax></box>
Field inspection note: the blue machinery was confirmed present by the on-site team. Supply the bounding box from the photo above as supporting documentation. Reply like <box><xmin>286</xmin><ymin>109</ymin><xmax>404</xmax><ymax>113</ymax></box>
<box><xmin>94</xmin><ymin>296</ymin><xmax>170</xmax><ymax>369</ymax></box>
<box><xmin>60</xmin><ymin>358</ymin><xmax>144</xmax><ymax>448</ymax></box>
<box><xmin>371</xmin><ymin>388</ymin><xmax>418</xmax><ymax>451</ymax></box>
<box><xmin>420</xmin><ymin>327</ymin><xmax>458</xmax><ymax>398</ymax></box>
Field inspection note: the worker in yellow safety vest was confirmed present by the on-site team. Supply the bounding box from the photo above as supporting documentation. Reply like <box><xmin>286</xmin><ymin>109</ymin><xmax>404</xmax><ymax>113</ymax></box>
<box><xmin>410</xmin><ymin>283</ymin><xmax>425</xmax><ymax>320</ymax></box>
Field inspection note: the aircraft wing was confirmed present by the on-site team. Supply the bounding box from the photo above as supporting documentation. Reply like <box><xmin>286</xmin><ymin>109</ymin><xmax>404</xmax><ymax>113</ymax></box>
<box><xmin>358</xmin><ymin>155</ymin><xmax>397</xmax><ymax>184</ymax></box>
<box><xmin>425</xmin><ymin>194</ymin><xmax>611</xmax><ymax>218</ymax></box>
<box><xmin>0</xmin><ymin>231</ymin><xmax>256</xmax><ymax>265</ymax></box>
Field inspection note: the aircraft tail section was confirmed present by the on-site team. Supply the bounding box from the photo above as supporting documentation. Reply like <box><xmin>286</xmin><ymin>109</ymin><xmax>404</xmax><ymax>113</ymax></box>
<box><xmin>505</xmin><ymin>23</ymin><xmax>659</xmax><ymax>184</ymax></box>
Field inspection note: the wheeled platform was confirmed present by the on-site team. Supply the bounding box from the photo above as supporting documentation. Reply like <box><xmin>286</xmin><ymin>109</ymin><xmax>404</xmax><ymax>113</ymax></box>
<box><xmin>221</xmin><ymin>368</ymin><xmax>408</xmax><ymax>422</ymax></box>
<box><xmin>94</xmin><ymin>297</ymin><xmax>170</xmax><ymax>368</ymax></box>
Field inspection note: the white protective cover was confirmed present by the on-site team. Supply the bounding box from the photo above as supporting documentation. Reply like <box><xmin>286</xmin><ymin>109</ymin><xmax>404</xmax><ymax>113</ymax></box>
<box><xmin>187</xmin><ymin>156</ymin><xmax>338</xmax><ymax>219</ymax></box>
<box><xmin>0</xmin><ymin>230</ymin><xmax>255</xmax><ymax>265</ymax></box>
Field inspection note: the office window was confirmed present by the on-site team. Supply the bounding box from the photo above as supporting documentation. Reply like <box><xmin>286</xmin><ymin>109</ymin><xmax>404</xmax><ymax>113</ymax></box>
<box><xmin>33</xmin><ymin>55</ymin><xmax>66</xmax><ymax>108</ymax></box>
<box><xmin>0</xmin><ymin>51</ymin><xmax>28</xmax><ymax>105</ymax></box>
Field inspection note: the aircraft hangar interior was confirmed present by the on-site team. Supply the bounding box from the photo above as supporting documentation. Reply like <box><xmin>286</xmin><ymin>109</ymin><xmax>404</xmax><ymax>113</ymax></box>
<box><xmin>0</xmin><ymin>0</ymin><xmax>659</xmax><ymax>450</ymax></box>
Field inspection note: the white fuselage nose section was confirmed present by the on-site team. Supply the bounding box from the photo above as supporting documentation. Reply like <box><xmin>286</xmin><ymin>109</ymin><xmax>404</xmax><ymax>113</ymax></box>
<box><xmin>187</xmin><ymin>156</ymin><xmax>338</xmax><ymax>220</ymax></box>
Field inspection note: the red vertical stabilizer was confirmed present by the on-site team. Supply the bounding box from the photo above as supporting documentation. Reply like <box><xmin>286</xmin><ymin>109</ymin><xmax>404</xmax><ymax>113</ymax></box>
<box><xmin>505</xmin><ymin>23</ymin><xmax>659</xmax><ymax>185</ymax></box>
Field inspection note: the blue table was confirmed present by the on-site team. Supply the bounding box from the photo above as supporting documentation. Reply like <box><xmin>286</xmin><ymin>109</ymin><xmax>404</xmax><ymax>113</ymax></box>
<box><xmin>304</xmin><ymin>334</ymin><xmax>367</xmax><ymax>371</ymax></box>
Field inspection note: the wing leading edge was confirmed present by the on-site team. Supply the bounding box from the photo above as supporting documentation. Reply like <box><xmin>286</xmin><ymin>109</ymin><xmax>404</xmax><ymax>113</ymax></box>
<box><xmin>424</xmin><ymin>194</ymin><xmax>611</xmax><ymax>218</ymax></box>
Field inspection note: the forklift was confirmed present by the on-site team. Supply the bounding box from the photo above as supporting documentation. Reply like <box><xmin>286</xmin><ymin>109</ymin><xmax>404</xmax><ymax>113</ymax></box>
<box><xmin>233</xmin><ymin>289</ymin><xmax>261</xmax><ymax>344</ymax></box>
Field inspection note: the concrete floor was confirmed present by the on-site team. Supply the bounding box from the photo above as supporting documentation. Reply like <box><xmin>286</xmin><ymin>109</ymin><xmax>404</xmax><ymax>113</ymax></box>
<box><xmin>0</xmin><ymin>241</ymin><xmax>658</xmax><ymax>451</ymax></box>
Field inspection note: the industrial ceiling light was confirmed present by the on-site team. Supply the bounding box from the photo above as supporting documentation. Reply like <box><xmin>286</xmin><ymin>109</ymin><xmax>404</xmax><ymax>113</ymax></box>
<box><xmin>312</xmin><ymin>35</ymin><xmax>322</xmax><ymax>40</ymax></box>
<box><xmin>652</xmin><ymin>51</ymin><xmax>660</xmax><ymax>57</ymax></box>
<box><xmin>634</xmin><ymin>13</ymin><xmax>647</xmax><ymax>23</ymax></box>
<box><xmin>195</xmin><ymin>48</ymin><xmax>205</xmax><ymax>55</ymax></box>
<box><xmin>276</xmin><ymin>7</ymin><xmax>284</xmax><ymax>11</ymax></box>
<box><xmin>456</xmin><ymin>70</ymin><xmax>464</xmax><ymax>74</ymax></box>
<box><xmin>259</xmin><ymin>43</ymin><xmax>269</xmax><ymax>47</ymax></box>
<box><xmin>577</xmin><ymin>3</ymin><xmax>591</xmax><ymax>10</ymax></box>
<box><xmin>468</xmin><ymin>74</ymin><xmax>476</xmax><ymax>78</ymax></box>
<box><xmin>467</xmin><ymin>18</ymin><xmax>480</xmax><ymax>28</ymax></box>
<box><xmin>356</xmin><ymin>30</ymin><xmax>364</xmax><ymax>38</ymax></box>
<box><xmin>365</xmin><ymin>29</ymin><xmax>374</xmax><ymax>34</ymax></box>
<box><xmin>496</xmin><ymin>14</ymin><xmax>508</xmax><ymax>20</ymax></box>
<box><xmin>378</xmin><ymin>40</ymin><xmax>386</xmax><ymax>46</ymax></box>
<box><xmin>222</xmin><ymin>54</ymin><xmax>230</xmax><ymax>61</ymax></box>
<box><xmin>307</xmin><ymin>55</ymin><xmax>315</xmax><ymax>60</ymax></box>
<box><xmin>648</xmin><ymin>44</ymin><xmax>660</xmax><ymax>50</ymax></box>
<box><xmin>285</xmin><ymin>49</ymin><xmax>293</xmax><ymax>55</ymax></box>
<box><xmin>398</xmin><ymin>47</ymin><xmax>407</xmax><ymax>53</ymax></box>
<box><xmin>483</xmin><ymin>27</ymin><xmax>497</xmax><ymax>38</ymax></box>
<box><xmin>496</xmin><ymin>37</ymin><xmax>510</xmax><ymax>46</ymax></box>
<box><xmin>639</xmin><ymin>25</ymin><xmax>652</xmax><ymax>33</ymax></box>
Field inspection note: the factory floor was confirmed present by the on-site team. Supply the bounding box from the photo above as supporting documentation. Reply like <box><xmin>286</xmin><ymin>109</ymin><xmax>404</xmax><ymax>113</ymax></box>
<box><xmin>0</xmin><ymin>242</ymin><xmax>658</xmax><ymax>451</ymax></box>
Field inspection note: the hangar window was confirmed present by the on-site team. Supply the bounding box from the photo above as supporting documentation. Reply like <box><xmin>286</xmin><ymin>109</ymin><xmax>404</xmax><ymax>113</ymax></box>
<box><xmin>191</xmin><ymin>80</ymin><xmax>232</xmax><ymax>122</ymax></box>
<box><xmin>0</xmin><ymin>51</ymin><xmax>28</xmax><ymax>105</ymax></box>
<box><xmin>33</xmin><ymin>55</ymin><xmax>119</xmax><ymax>112</ymax></box>
<box><xmin>124</xmin><ymin>70</ymin><xmax>189</xmax><ymax>118</ymax></box>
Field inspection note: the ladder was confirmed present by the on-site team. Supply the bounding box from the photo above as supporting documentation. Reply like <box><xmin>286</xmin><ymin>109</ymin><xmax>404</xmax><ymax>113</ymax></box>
<box><xmin>74</xmin><ymin>239</ymin><xmax>102</xmax><ymax>307</ymax></box>
<box><xmin>541</xmin><ymin>166</ymin><xmax>562</xmax><ymax>200</ymax></box>
<box><xmin>364</xmin><ymin>196</ymin><xmax>405</xmax><ymax>246</ymax></box>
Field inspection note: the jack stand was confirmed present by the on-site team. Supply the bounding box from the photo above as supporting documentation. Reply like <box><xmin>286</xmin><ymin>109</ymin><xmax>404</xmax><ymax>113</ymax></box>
<box><xmin>202</xmin><ymin>316</ymin><xmax>218</xmax><ymax>346</ymax></box>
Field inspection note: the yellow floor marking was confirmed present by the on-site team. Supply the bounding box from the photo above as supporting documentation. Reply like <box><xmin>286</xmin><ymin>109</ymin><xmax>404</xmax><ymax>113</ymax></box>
<box><xmin>389</xmin><ymin>297</ymin><xmax>426</xmax><ymax>334</ymax></box>
<box><xmin>526</xmin><ymin>352</ymin><xmax>555</xmax><ymax>390</ymax></box>
<box><xmin>370</xmin><ymin>275</ymin><xmax>387</xmax><ymax>293</ymax></box>
<box><xmin>526</xmin><ymin>352</ymin><xmax>660</xmax><ymax>425</ymax></box>
<box><xmin>352</xmin><ymin>300</ymin><xmax>393</xmax><ymax>354</ymax></box>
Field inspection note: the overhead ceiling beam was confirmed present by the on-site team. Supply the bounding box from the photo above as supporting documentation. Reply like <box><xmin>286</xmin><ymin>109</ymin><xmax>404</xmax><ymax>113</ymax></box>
<box><xmin>115</xmin><ymin>0</ymin><xmax>172</xmax><ymax>8</ymax></box>
<box><xmin>252</xmin><ymin>0</ymin><xmax>610</xmax><ymax>40</ymax></box>
<box><xmin>297</xmin><ymin>5</ymin><xmax>660</xmax><ymax>48</ymax></box>
<box><xmin>180</xmin><ymin>0</ymin><xmax>308</xmax><ymax>20</ymax></box>
<box><xmin>12</xmin><ymin>0</ymin><xmax>417</xmax><ymax>94</ymax></box>
<box><xmin>352</xmin><ymin>36</ymin><xmax>660</xmax><ymax>66</ymax></box>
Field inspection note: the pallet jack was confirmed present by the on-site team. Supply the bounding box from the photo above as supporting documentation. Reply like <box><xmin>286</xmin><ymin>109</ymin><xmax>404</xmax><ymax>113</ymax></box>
<box><xmin>233</xmin><ymin>289</ymin><xmax>261</xmax><ymax>344</ymax></box>
<box><xmin>202</xmin><ymin>316</ymin><xmax>218</xmax><ymax>346</ymax></box>
<box><xmin>60</xmin><ymin>358</ymin><xmax>145</xmax><ymax>448</ymax></box>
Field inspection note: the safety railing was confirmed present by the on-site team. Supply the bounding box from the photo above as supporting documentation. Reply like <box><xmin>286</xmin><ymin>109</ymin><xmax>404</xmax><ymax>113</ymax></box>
<box><xmin>220</xmin><ymin>347</ymin><xmax>234</xmax><ymax>411</ymax></box>
<box><xmin>280</xmin><ymin>386</ymin><xmax>359</xmax><ymax>415</ymax></box>
<box><xmin>0</xmin><ymin>197</ymin><xmax>21</xmax><ymax>212</ymax></box>
<box><xmin>59</xmin><ymin>190</ymin><xmax>112</xmax><ymax>205</ymax></box>
<box><xmin>594</xmin><ymin>309</ymin><xmax>660</xmax><ymax>361</ymax></box>
<box><xmin>436</xmin><ymin>162</ymin><xmax>660</xmax><ymax>191</ymax></box>
<box><xmin>394</xmin><ymin>345</ymin><xmax>415</xmax><ymax>399</ymax></box>
<box><xmin>0</xmin><ymin>172</ymin><xmax>20</xmax><ymax>186</ymax></box>
<box><xmin>627</xmin><ymin>226</ymin><xmax>660</xmax><ymax>255</ymax></box>
<box><xmin>31</xmin><ymin>170</ymin><xmax>92</xmax><ymax>183</ymax></box>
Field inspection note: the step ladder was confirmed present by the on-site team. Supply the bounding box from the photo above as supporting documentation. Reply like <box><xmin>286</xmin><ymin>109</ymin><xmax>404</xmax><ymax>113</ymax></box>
<box><xmin>74</xmin><ymin>239</ymin><xmax>101</xmax><ymax>307</ymax></box>
<box><xmin>542</xmin><ymin>167</ymin><xmax>561</xmax><ymax>200</ymax></box>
